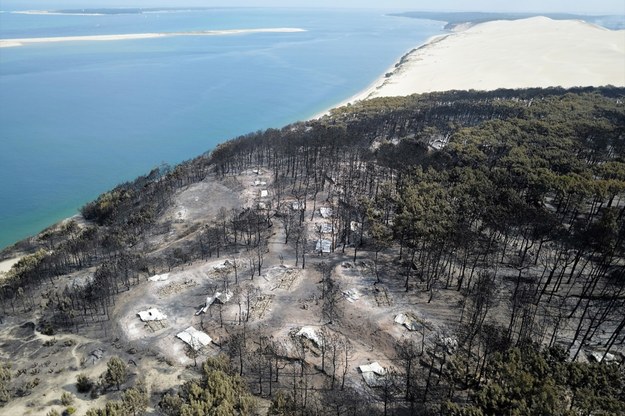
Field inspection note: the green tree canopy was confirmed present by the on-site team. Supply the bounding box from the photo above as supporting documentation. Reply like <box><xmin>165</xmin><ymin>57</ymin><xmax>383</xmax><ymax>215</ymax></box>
<box><xmin>104</xmin><ymin>357</ymin><xmax>127</xmax><ymax>391</ymax></box>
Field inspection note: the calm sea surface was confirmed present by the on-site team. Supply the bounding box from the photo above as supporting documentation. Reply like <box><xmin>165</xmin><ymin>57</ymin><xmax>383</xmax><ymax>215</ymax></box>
<box><xmin>0</xmin><ymin>8</ymin><xmax>443</xmax><ymax>249</ymax></box>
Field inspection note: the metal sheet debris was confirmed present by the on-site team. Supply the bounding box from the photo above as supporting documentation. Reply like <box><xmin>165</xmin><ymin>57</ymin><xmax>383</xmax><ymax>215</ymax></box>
<box><xmin>148</xmin><ymin>273</ymin><xmax>169</xmax><ymax>282</ymax></box>
<box><xmin>343</xmin><ymin>288</ymin><xmax>360</xmax><ymax>303</ymax></box>
<box><xmin>213</xmin><ymin>260</ymin><xmax>232</xmax><ymax>271</ymax></box>
<box><xmin>319</xmin><ymin>207</ymin><xmax>333</xmax><ymax>218</ymax></box>
<box><xmin>195</xmin><ymin>291</ymin><xmax>233</xmax><ymax>315</ymax></box>
<box><xmin>394</xmin><ymin>313</ymin><xmax>421</xmax><ymax>331</ymax></box>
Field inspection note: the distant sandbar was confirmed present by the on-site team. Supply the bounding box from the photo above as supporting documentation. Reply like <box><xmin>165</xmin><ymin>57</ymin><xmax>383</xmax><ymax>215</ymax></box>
<box><xmin>0</xmin><ymin>28</ymin><xmax>306</xmax><ymax>48</ymax></box>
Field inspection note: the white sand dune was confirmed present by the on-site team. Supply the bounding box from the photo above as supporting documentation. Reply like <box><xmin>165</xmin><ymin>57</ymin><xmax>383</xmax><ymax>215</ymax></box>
<box><xmin>344</xmin><ymin>17</ymin><xmax>625</xmax><ymax>105</ymax></box>
<box><xmin>0</xmin><ymin>27</ymin><xmax>306</xmax><ymax>48</ymax></box>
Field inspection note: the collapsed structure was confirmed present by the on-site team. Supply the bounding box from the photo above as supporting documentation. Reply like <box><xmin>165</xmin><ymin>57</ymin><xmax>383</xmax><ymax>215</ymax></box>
<box><xmin>195</xmin><ymin>291</ymin><xmax>233</xmax><ymax>315</ymax></box>
<box><xmin>319</xmin><ymin>207</ymin><xmax>333</xmax><ymax>218</ymax></box>
<box><xmin>359</xmin><ymin>362</ymin><xmax>386</xmax><ymax>387</ymax></box>
<box><xmin>318</xmin><ymin>223</ymin><xmax>333</xmax><ymax>234</ymax></box>
<box><xmin>316</xmin><ymin>239</ymin><xmax>332</xmax><ymax>253</ymax></box>
<box><xmin>176</xmin><ymin>326</ymin><xmax>212</xmax><ymax>350</ymax></box>
<box><xmin>394</xmin><ymin>313</ymin><xmax>421</xmax><ymax>331</ymax></box>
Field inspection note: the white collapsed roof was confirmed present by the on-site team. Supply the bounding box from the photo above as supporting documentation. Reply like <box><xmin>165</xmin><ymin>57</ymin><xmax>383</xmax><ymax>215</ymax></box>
<box><xmin>176</xmin><ymin>326</ymin><xmax>212</xmax><ymax>350</ymax></box>
<box><xmin>296</xmin><ymin>326</ymin><xmax>323</xmax><ymax>347</ymax></box>
<box><xmin>212</xmin><ymin>291</ymin><xmax>233</xmax><ymax>304</ymax></box>
<box><xmin>137</xmin><ymin>308</ymin><xmax>167</xmax><ymax>322</ymax></box>
<box><xmin>587</xmin><ymin>350</ymin><xmax>617</xmax><ymax>363</ymax></box>
<box><xmin>359</xmin><ymin>362</ymin><xmax>386</xmax><ymax>375</ymax></box>
<box><xmin>394</xmin><ymin>313</ymin><xmax>420</xmax><ymax>331</ymax></box>
<box><xmin>213</xmin><ymin>260</ymin><xmax>233</xmax><ymax>271</ymax></box>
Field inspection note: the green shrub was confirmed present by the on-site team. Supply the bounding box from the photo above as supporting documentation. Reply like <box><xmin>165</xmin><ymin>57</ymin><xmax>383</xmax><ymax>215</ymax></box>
<box><xmin>42</xmin><ymin>325</ymin><xmax>55</xmax><ymax>336</ymax></box>
<box><xmin>60</xmin><ymin>391</ymin><xmax>74</xmax><ymax>406</ymax></box>
<box><xmin>43</xmin><ymin>339</ymin><xmax>57</xmax><ymax>347</ymax></box>
<box><xmin>76</xmin><ymin>373</ymin><xmax>94</xmax><ymax>394</ymax></box>
<box><xmin>103</xmin><ymin>357</ymin><xmax>127</xmax><ymax>391</ymax></box>
<box><xmin>90</xmin><ymin>388</ymin><xmax>99</xmax><ymax>399</ymax></box>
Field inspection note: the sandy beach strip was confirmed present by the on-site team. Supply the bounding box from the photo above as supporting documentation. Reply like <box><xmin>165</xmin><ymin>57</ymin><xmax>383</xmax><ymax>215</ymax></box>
<box><xmin>0</xmin><ymin>256</ymin><xmax>23</xmax><ymax>276</ymax></box>
<box><xmin>0</xmin><ymin>27</ymin><xmax>306</xmax><ymax>48</ymax></box>
<box><xmin>328</xmin><ymin>16</ymin><xmax>625</xmax><ymax>111</ymax></box>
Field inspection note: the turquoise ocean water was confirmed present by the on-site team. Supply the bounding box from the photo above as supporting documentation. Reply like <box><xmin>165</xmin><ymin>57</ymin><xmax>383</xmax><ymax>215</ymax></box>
<box><xmin>0</xmin><ymin>7</ymin><xmax>443</xmax><ymax>249</ymax></box>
